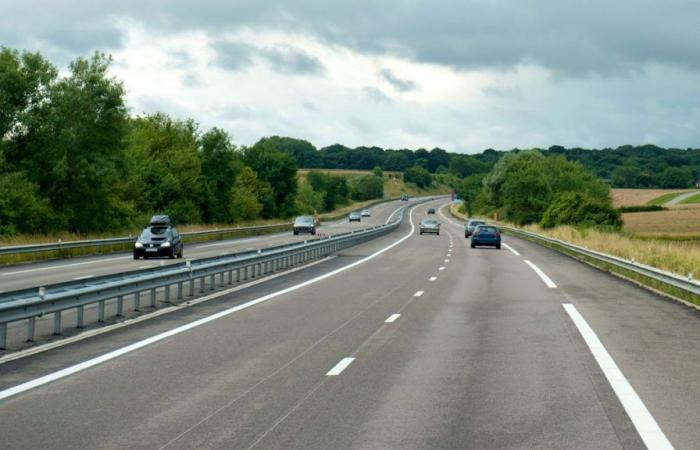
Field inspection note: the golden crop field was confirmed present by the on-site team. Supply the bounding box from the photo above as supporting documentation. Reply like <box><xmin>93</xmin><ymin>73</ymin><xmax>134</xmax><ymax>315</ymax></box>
<box><xmin>610</xmin><ymin>188</ymin><xmax>694</xmax><ymax>207</ymax></box>
<box><xmin>622</xmin><ymin>204</ymin><xmax>700</xmax><ymax>237</ymax></box>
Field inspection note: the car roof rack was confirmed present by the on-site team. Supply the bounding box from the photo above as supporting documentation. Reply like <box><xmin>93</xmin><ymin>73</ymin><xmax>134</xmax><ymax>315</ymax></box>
<box><xmin>149</xmin><ymin>215</ymin><xmax>171</xmax><ymax>226</ymax></box>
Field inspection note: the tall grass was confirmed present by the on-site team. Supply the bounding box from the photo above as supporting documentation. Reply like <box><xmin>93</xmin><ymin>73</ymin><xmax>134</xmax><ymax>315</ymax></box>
<box><xmin>523</xmin><ymin>224</ymin><xmax>700</xmax><ymax>278</ymax></box>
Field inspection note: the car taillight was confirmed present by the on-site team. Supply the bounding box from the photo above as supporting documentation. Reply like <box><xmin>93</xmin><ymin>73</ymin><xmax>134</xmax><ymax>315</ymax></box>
<box><xmin>496</xmin><ymin>232</ymin><xmax>501</xmax><ymax>238</ymax></box>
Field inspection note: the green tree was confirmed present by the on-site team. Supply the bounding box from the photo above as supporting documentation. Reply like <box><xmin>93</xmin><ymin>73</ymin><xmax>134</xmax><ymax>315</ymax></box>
<box><xmin>404</xmin><ymin>165</ymin><xmax>432</xmax><ymax>188</ymax></box>
<box><xmin>349</xmin><ymin>174</ymin><xmax>383</xmax><ymax>200</ymax></box>
<box><xmin>253</xmin><ymin>136</ymin><xmax>320</xmax><ymax>168</ymax></box>
<box><xmin>125</xmin><ymin>113</ymin><xmax>203</xmax><ymax>224</ymax></box>
<box><xmin>199</xmin><ymin>128</ymin><xmax>243</xmax><ymax>223</ymax></box>
<box><xmin>295</xmin><ymin>182</ymin><xmax>325</xmax><ymax>214</ymax></box>
<box><xmin>657</xmin><ymin>166</ymin><xmax>694</xmax><ymax>189</ymax></box>
<box><xmin>372</xmin><ymin>166</ymin><xmax>383</xmax><ymax>177</ymax></box>
<box><xmin>540</xmin><ymin>192</ymin><xmax>621</xmax><ymax>229</ymax></box>
<box><xmin>243</xmin><ymin>145</ymin><xmax>298</xmax><ymax>217</ymax></box>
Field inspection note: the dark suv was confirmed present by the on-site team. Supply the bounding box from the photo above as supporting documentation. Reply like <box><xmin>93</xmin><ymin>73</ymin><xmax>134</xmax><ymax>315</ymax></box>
<box><xmin>133</xmin><ymin>215</ymin><xmax>183</xmax><ymax>259</ymax></box>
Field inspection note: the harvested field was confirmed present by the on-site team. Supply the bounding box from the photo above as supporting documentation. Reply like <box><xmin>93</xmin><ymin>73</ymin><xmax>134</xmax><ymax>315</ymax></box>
<box><xmin>611</xmin><ymin>188</ymin><xmax>694</xmax><ymax>207</ymax></box>
<box><xmin>622</xmin><ymin>204</ymin><xmax>700</xmax><ymax>237</ymax></box>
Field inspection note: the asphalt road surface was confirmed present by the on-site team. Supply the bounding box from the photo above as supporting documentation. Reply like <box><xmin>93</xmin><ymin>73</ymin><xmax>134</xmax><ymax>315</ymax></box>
<box><xmin>0</xmin><ymin>198</ymin><xmax>411</xmax><ymax>293</ymax></box>
<box><xmin>0</xmin><ymin>200</ymin><xmax>697</xmax><ymax>449</ymax></box>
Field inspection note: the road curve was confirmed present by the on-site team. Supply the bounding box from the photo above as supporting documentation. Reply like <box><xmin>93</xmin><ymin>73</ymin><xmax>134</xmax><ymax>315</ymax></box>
<box><xmin>0</xmin><ymin>200</ymin><xmax>697</xmax><ymax>449</ymax></box>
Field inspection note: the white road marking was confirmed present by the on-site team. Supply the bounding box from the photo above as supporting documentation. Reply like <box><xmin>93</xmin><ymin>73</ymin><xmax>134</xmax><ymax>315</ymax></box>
<box><xmin>0</xmin><ymin>204</ymin><xmax>424</xmax><ymax>401</ymax></box>
<box><xmin>503</xmin><ymin>243</ymin><xmax>520</xmax><ymax>256</ymax></box>
<box><xmin>2</xmin><ymin>256</ymin><xmax>131</xmax><ymax>276</ymax></box>
<box><xmin>385</xmin><ymin>314</ymin><xmax>401</xmax><ymax>323</ymax></box>
<box><xmin>195</xmin><ymin>237</ymin><xmax>260</xmax><ymax>249</ymax></box>
<box><xmin>439</xmin><ymin>266</ymin><xmax>445</xmax><ymax>271</ymax></box>
<box><xmin>444</xmin><ymin>259</ymin><xmax>450</xmax><ymax>263</ymax></box>
<box><xmin>562</xmin><ymin>304</ymin><xmax>674</xmax><ymax>450</ymax></box>
<box><xmin>138</xmin><ymin>264</ymin><xmax>155</xmax><ymax>269</ymax></box>
<box><xmin>71</xmin><ymin>275</ymin><xmax>94</xmax><ymax>281</ymax></box>
<box><xmin>524</xmin><ymin>260</ymin><xmax>557</xmax><ymax>288</ymax></box>
<box><xmin>429</xmin><ymin>276</ymin><xmax>437</xmax><ymax>281</ymax></box>
<box><xmin>326</xmin><ymin>357</ymin><xmax>355</xmax><ymax>376</ymax></box>
<box><xmin>413</xmin><ymin>290</ymin><xmax>424</xmax><ymax>297</ymax></box>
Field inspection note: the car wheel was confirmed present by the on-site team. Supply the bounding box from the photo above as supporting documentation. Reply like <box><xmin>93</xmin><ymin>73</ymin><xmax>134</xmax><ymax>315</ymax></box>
<box><xmin>437</xmin><ymin>231</ymin><xmax>440</xmax><ymax>235</ymax></box>
<box><xmin>471</xmin><ymin>243</ymin><xmax>475</xmax><ymax>249</ymax></box>
<box><xmin>133</xmin><ymin>253</ymin><xmax>139</xmax><ymax>260</ymax></box>
<box><xmin>294</xmin><ymin>230</ymin><xmax>298</xmax><ymax>235</ymax></box>
<box><xmin>496</xmin><ymin>244</ymin><xmax>501</xmax><ymax>249</ymax></box>
<box><xmin>420</xmin><ymin>231</ymin><xmax>423</xmax><ymax>235</ymax></box>
<box><xmin>169</xmin><ymin>250</ymin><xmax>175</xmax><ymax>259</ymax></box>
<box><xmin>177</xmin><ymin>249</ymin><xmax>183</xmax><ymax>258</ymax></box>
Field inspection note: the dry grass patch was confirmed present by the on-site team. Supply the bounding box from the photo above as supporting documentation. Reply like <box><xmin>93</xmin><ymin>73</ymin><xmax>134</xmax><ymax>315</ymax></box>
<box><xmin>523</xmin><ymin>224</ymin><xmax>700</xmax><ymax>279</ymax></box>
<box><xmin>611</xmin><ymin>188</ymin><xmax>694</xmax><ymax>207</ymax></box>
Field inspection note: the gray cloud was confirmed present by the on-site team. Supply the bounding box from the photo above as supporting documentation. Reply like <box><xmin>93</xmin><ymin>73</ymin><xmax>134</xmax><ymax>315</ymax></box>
<box><xmin>212</xmin><ymin>41</ymin><xmax>253</xmax><ymax>71</ymax></box>
<box><xmin>362</xmin><ymin>86</ymin><xmax>392</xmax><ymax>103</ymax></box>
<box><xmin>379</xmin><ymin>68</ymin><xmax>417</xmax><ymax>92</ymax></box>
<box><xmin>212</xmin><ymin>41</ymin><xmax>323</xmax><ymax>75</ymax></box>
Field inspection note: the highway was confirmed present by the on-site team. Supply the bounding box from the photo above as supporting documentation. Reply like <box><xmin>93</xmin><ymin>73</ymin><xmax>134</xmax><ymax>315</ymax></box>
<box><xmin>0</xmin><ymin>199</ymin><xmax>408</xmax><ymax>293</ymax></box>
<box><xmin>0</xmin><ymin>200</ymin><xmax>698</xmax><ymax>449</ymax></box>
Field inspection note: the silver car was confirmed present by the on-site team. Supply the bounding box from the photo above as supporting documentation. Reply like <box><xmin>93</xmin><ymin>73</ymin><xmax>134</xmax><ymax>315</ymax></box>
<box><xmin>361</xmin><ymin>209</ymin><xmax>371</xmax><ymax>217</ymax></box>
<box><xmin>465</xmin><ymin>219</ymin><xmax>485</xmax><ymax>237</ymax></box>
<box><xmin>419</xmin><ymin>219</ymin><xmax>440</xmax><ymax>235</ymax></box>
<box><xmin>349</xmin><ymin>212</ymin><xmax>361</xmax><ymax>222</ymax></box>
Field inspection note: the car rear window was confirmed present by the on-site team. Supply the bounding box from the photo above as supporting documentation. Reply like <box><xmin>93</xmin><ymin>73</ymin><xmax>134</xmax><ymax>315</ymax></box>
<box><xmin>478</xmin><ymin>226</ymin><xmax>497</xmax><ymax>233</ymax></box>
<box><xmin>295</xmin><ymin>216</ymin><xmax>313</xmax><ymax>225</ymax></box>
<box><xmin>141</xmin><ymin>226</ymin><xmax>169</xmax><ymax>239</ymax></box>
<box><xmin>469</xmin><ymin>220</ymin><xmax>484</xmax><ymax>226</ymax></box>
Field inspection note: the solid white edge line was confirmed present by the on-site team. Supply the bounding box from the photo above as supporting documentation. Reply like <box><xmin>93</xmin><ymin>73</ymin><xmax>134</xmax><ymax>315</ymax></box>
<box><xmin>502</xmin><ymin>243</ymin><xmax>520</xmax><ymax>256</ymax></box>
<box><xmin>429</xmin><ymin>276</ymin><xmax>437</xmax><ymax>281</ymax></box>
<box><xmin>385</xmin><ymin>314</ymin><xmax>401</xmax><ymax>323</ymax></box>
<box><xmin>0</xmin><ymin>202</ymin><xmax>426</xmax><ymax>402</ymax></box>
<box><xmin>71</xmin><ymin>275</ymin><xmax>94</xmax><ymax>281</ymax></box>
<box><xmin>326</xmin><ymin>357</ymin><xmax>355</xmax><ymax>376</ymax></box>
<box><xmin>413</xmin><ymin>290</ymin><xmax>424</xmax><ymax>297</ymax></box>
<box><xmin>562</xmin><ymin>304</ymin><xmax>673</xmax><ymax>450</ymax></box>
<box><xmin>524</xmin><ymin>260</ymin><xmax>557</xmax><ymax>288</ymax></box>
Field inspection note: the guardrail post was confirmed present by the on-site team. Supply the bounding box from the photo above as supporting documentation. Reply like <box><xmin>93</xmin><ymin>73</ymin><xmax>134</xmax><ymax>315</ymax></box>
<box><xmin>236</xmin><ymin>267</ymin><xmax>242</xmax><ymax>282</ymax></box>
<box><xmin>165</xmin><ymin>284</ymin><xmax>171</xmax><ymax>304</ymax></box>
<box><xmin>27</xmin><ymin>317</ymin><xmax>36</xmax><ymax>341</ymax></box>
<box><xmin>150</xmin><ymin>288</ymin><xmax>156</xmax><ymax>307</ymax></box>
<box><xmin>227</xmin><ymin>270</ymin><xmax>233</xmax><ymax>285</ymax></box>
<box><xmin>76</xmin><ymin>306</ymin><xmax>84</xmax><ymax>328</ymax></box>
<box><xmin>177</xmin><ymin>282</ymin><xmax>183</xmax><ymax>300</ymax></box>
<box><xmin>53</xmin><ymin>311</ymin><xmax>61</xmax><ymax>335</ymax></box>
<box><xmin>199</xmin><ymin>277</ymin><xmax>205</xmax><ymax>293</ymax></box>
<box><xmin>134</xmin><ymin>291</ymin><xmax>141</xmax><ymax>311</ymax></box>
<box><xmin>116</xmin><ymin>295</ymin><xmax>124</xmax><ymax>317</ymax></box>
<box><xmin>98</xmin><ymin>301</ymin><xmax>105</xmax><ymax>322</ymax></box>
<box><xmin>0</xmin><ymin>323</ymin><xmax>7</xmax><ymax>350</ymax></box>
<box><xmin>209</xmin><ymin>274</ymin><xmax>215</xmax><ymax>290</ymax></box>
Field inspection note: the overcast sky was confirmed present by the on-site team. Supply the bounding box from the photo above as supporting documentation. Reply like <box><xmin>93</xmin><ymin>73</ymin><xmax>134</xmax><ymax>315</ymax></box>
<box><xmin>2</xmin><ymin>0</ymin><xmax>699</xmax><ymax>153</ymax></box>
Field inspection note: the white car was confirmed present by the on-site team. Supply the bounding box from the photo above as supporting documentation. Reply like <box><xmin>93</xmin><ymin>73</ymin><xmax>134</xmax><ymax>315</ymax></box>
<box><xmin>361</xmin><ymin>209</ymin><xmax>371</xmax><ymax>217</ymax></box>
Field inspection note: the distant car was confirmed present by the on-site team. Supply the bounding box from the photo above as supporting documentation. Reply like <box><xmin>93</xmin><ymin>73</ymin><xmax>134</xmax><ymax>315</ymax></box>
<box><xmin>471</xmin><ymin>225</ymin><xmax>501</xmax><ymax>249</ymax></box>
<box><xmin>361</xmin><ymin>209</ymin><xmax>371</xmax><ymax>217</ymax></box>
<box><xmin>293</xmin><ymin>215</ymin><xmax>316</xmax><ymax>235</ymax></box>
<box><xmin>427</xmin><ymin>208</ymin><xmax>435</xmax><ymax>214</ymax></box>
<box><xmin>401</xmin><ymin>194</ymin><xmax>409</xmax><ymax>201</ymax></box>
<box><xmin>465</xmin><ymin>219</ymin><xmax>485</xmax><ymax>237</ymax></box>
<box><xmin>134</xmin><ymin>215</ymin><xmax>183</xmax><ymax>259</ymax></box>
<box><xmin>349</xmin><ymin>212</ymin><xmax>362</xmax><ymax>222</ymax></box>
<box><xmin>419</xmin><ymin>218</ymin><xmax>440</xmax><ymax>235</ymax></box>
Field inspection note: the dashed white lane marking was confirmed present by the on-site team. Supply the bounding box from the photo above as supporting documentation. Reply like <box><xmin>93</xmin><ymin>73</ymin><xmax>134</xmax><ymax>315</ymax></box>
<box><xmin>429</xmin><ymin>276</ymin><xmax>437</xmax><ymax>281</ymax></box>
<box><xmin>72</xmin><ymin>275</ymin><xmax>94</xmax><ymax>280</ymax></box>
<box><xmin>502</xmin><ymin>243</ymin><xmax>520</xmax><ymax>256</ymax></box>
<box><xmin>326</xmin><ymin>357</ymin><xmax>355</xmax><ymax>376</ymax></box>
<box><xmin>524</xmin><ymin>260</ymin><xmax>557</xmax><ymax>288</ymax></box>
<box><xmin>413</xmin><ymin>290</ymin><xmax>424</xmax><ymax>297</ymax></box>
<box><xmin>385</xmin><ymin>314</ymin><xmax>401</xmax><ymax>323</ymax></box>
<box><xmin>444</xmin><ymin>259</ymin><xmax>450</xmax><ymax>263</ymax></box>
<box><xmin>2</xmin><ymin>256</ymin><xmax>131</xmax><ymax>276</ymax></box>
<box><xmin>562</xmin><ymin>304</ymin><xmax>673</xmax><ymax>450</ymax></box>
<box><xmin>439</xmin><ymin>266</ymin><xmax>445</xmax><ymax>271</ymax></box>
<box><xmin>138</xmin><ymin>264</ymin><xmax>155</xmax><ymax>269</ymax></box>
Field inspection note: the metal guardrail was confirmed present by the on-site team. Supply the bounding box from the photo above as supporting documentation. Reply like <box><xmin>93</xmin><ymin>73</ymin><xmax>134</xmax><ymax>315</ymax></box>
<box><xmin>501</xmin><ymin>226</ymin><xmax>700</xmax><ymax>302</ymax></box>
<box><xmin>0</xmin><ymin>207</ymin><xmax>410</xmax><ymax>349</ymax></box>
<box><xmin>0</xmin><ymin>223</ymin><xmax>292</xmax><ymax>257</ymax></box>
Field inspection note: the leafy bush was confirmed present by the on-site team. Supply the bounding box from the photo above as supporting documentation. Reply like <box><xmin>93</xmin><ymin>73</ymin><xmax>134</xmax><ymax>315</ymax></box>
<box><xmin>540</xmin><ymin>192</ymin><xmax>622</xmax><ymax>229</ymax></box>
<box><xmin>404</xmin><ymin>165</ymin><xmax>432</xmax><ymax>188</ymax></box>
<box><xmin>618</xmin><ymin>205</ymin><xmax>667</xmax><ymax>213</ymax></box>
<box><xmin>349</xmin><ymin>175</ymin><xmax>384</xmax><ymax>201</ymax></box>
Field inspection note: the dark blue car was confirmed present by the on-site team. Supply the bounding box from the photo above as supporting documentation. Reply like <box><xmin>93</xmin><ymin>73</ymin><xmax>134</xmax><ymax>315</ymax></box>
<box><xmin>470</xmin><ymin>225</ymin><xmax>501</xmax><ymax>249</ymax></box>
